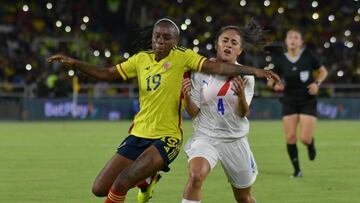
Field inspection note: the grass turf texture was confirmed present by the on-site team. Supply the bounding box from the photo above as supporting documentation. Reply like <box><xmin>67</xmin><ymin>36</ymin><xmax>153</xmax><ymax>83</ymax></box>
<box><xmin>0</xmin><ymin>121</ymin><xmax>358</xmax><ymax>203</ymax></box>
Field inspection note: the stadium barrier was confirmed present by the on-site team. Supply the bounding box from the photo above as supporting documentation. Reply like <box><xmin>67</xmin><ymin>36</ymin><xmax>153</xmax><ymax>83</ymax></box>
<box><xmin>0</xmin><ymin>97</ymin><xmax>357</xmax><ymax>120</ymax></box>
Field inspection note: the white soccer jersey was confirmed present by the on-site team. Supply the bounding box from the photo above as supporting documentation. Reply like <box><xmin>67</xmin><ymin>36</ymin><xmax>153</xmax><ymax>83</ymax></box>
<box><xmin>190</xmin><ymin>71</ymin><xmax>255</xmax><ymax>140</ymax></box>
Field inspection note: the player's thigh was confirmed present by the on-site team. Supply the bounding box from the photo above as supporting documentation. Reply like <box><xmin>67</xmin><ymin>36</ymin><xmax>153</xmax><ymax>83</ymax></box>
<box><xmin>282</xmin><ymin>114</ymin><xmax>299</xmax><ymax>142</ymax></box>
<box><xmin>118</xmin><ymin>145</ymin><xmax>165</xmax><ymax>188</ymax></box>
<box><xmin>92</xmin><ymin>153</ymin><xmax>133</xmax><ymax>195</ymax></box>
<box><xmin>118</xmin><ymin>135</ymin><xmax>184</xmax><ymax>186</ymax></box>
<box><xmin>299</xmin><ymin>114</ymin><xmax>316</xmax><ymax>143</ymax></box>
<box><xmin>219</xmin><ymin>138</ymin><xmax>257</xmax><ymax>189</ymax></box>
<box><xmin>184</xmin><ymin>137</ymin><xmax>219</xmax><ymax>170</ymax></box>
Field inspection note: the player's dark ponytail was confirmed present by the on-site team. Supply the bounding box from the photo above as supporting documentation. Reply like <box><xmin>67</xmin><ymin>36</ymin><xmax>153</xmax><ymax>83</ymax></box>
<box><xmin>129</xmin><ymin>25</ymin><xmax>153</xmax><ymax>54</ymax></box>
<box><xmin>215</xmin><ymin>18</ymin><xmax>268</xmax><ymax>50</ymax></box>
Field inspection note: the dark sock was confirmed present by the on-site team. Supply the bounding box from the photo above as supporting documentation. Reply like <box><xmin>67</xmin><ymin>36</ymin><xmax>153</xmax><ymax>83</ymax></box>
<box><xmin>287</xmin><ymin>143</ymin><xmax>300</xmax><ymax>173</ymax></box>
<box><xmin>307</xmin><ymin>138</ymin><xmax>316</xmax><ymax>161</ymax></box>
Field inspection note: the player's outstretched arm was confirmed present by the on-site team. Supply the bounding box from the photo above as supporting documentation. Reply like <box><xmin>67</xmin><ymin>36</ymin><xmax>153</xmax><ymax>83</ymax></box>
<box><xmin>47</xmin><ymin>54</ymin><xmax>121</xmax><ymax>81</ymax></box>
<box><xmin>202</xmin><ymin>60</ymin><xmax>281</xmax><ymax>83</ymax></box>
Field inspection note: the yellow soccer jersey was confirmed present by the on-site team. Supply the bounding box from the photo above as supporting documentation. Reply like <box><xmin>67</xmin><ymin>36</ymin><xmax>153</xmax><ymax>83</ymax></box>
<box><xmin>116</xmin><ymin>46</ymin><xmax>207</xmax><ymax>140</ymax></box>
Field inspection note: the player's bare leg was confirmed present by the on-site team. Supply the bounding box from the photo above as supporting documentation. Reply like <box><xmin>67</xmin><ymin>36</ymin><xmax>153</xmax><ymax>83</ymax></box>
<box><xmin>299</xmin><ymin>114</ymin><xmax>317</xmax><ymax>160</ymax></box>
<box><xmin>182</xmin><ymin>157</ymin><xmax>211</xmax><ymax>202</ymax></box>
<box><xmin>114</xmin><ymin>145</ymin><xmax>164</xmax><ymax>191</ymax></box>
<box><xmin>104</xmin><ymin>145</ymin><xmax>164</xmax><ymax>203</ymax></box>
<box><xmin>283</xmin><ymin>114</ymin><xmax>302</xmax><ymax>177</ymax></box>
<box><xmin>232</xmin><ymin>186</ymin><xmax>256</xmax><ymax>203</ymax></box>
<box><xmin>92</xmin><ymin>154</ymin><xmax>133</xmax><ymax>197</ymax></box>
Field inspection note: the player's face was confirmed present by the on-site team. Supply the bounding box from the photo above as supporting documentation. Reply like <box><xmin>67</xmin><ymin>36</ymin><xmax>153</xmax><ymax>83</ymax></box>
<box><xmin>285</xmin><ymin>30</ymin><xmax>303</xmax><ymax>50</ymax></box>
<box><xmin>215</xmin><ymin>29</ymin><xmax>243</xmax><ymax>63</ymax></box>
<box><xmin>152</xmin><ymin>22</ymin><xmax>178</xmax><ymax>61</ymax></box>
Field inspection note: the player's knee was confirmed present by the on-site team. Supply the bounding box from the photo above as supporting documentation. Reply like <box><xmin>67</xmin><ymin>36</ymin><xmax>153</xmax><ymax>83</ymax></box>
<box><xmin>188</xmin><ymin>171</ymin><xmax>206</xmax><ymax>188</ymax></box>
<box><xmin>92</xmin><ymin>184</ymin><xmax>108</xmax><ymax>197</ymax></box>
<box><xmin>286</xmin><ymin>134</ymin><xmax>297</xmax><ymax>143</ymax></box>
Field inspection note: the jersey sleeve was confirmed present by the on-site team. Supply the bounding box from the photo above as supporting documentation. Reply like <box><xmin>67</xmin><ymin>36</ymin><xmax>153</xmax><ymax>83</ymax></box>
<box><xmin>190</xmin><ymin>72</ymin><xmax>203</xmax><ymax>108</ymax></box>
<box><xmin>115</xmin><ymin>54</ymin><xmax>138</xmax><ymax>80</ymax></box>
<box><xmin>308</xmin><ymin>51</ymin><xmax>321</xmax><ymax>70</ymax></box>
<box><xmin>183</xmin><ymin>49</ymin><xmax>207</xmax><ymax>72</ymax></box>
<box><xmin>271</xmin><ymin>56</ymin><xmax>282</xmax><ymax>75</ymax></box>
<box><xmin>243</xmin><ymin>75</ymin><xmax>255</xmax><ymax>105</ymax></box>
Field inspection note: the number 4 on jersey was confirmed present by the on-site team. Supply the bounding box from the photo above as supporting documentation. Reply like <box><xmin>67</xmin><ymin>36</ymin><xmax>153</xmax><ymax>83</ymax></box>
<box><xmin>217</xmin><ymin>79</ymin><xmax>231</xmax><ymax>115</ymax></box>
<box><xmin>218</xmin><ymin>98</ymin><xmax>225</xmax><ymax>115</ymax></box>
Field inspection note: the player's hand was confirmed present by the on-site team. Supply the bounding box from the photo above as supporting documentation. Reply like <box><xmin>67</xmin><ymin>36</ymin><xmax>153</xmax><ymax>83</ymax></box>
<box><xmin>255</xmin><ymin>69</ymin><xmax>281</xmax><ymax>84</ymax></box>
<box><xmin>307</xmin><ymin>82</ymin><xmax>319</xmax><ymax>95</ymax></box>
<box><xmin>182</xmin><ymin>78</ymin><xmax>191</xmax><ymax>98</ymax></box>
<box><xmin>274</xmin><ymin>83</ymin><xmax>285</xmax><ymax>92</ymax></box>
<box><xmin>231</xmin><ymin>76</ymin><xmax>247</xmax><ymax>96</ymax></box>
<box><xmin>47</xmin><ymin>54</ymin><xmax>76</xmax><ymax>67</ymax></box>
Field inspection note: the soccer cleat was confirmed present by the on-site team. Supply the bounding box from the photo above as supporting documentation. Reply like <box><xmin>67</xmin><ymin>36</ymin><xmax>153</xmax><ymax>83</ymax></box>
<box><xmin>137</xmin><ymin>174</ymin><xmax>161</xmax><ymax>203</ymax></box>
<box><xmin>290</xmin><ymin>171</ymin><xmax>303</xmax><ymax>178</ymax></box>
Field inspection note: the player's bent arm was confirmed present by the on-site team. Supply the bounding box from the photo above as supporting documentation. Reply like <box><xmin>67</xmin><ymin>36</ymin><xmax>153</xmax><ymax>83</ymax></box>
<box><xmin>184</xmin><ymin>95</ymin><xmax>200</xmax><ymax>118</ymax></box>
<box><xmin>314</xmin><ymin>66</ymin><xmax>328</xmax><ymax>86</ymax></box>
<box><xmin>238</xmin><ymin>93</ymin><xmax>249</xmax><ymax>117</ymax></box>
<box><xmin>47</xmin><ymin>54</ymin><xmax>122</xmax><ymax>81</ymax></box>
<box><xmin>201</xmin><ymin>60</ymin><xmax>281</xmax><ymax>83</ymax></box>
<box><xmin>266</xmin><ymin>78</ymin><xmax>275</xmax><ymax>88</ymax></box>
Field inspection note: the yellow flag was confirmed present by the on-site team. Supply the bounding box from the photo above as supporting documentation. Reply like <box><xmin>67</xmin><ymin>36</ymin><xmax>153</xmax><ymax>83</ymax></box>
<box><xmin>72</xmin><ymin>76</ymin><xmax>80</xmax><ymax>94</ymax></box>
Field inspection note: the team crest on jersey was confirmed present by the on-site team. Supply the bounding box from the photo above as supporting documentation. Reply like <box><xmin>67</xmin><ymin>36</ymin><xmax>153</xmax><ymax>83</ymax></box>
<box><xmin>163</xmin><ymin>62</ymin><xmax>171</xmax><ymax>70</ymax></box>
<box><xmin>300</xmin><ymin>71</ymin><xmax>309</xmax><ymax>82</ymax></box>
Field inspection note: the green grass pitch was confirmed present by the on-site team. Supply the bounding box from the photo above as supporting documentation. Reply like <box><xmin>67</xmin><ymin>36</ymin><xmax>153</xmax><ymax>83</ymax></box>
<box><xmin>0</xmin><ymin>120</ymin><xmax>359</xmax><ymax>203</ymax></box>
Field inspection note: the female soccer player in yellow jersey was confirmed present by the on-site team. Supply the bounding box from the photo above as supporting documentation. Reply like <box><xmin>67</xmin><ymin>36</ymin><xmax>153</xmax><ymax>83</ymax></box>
<box><xmin>47</xmin><ymin>18</ymin><xmax>279</xmax><ymax>203</ymax></box>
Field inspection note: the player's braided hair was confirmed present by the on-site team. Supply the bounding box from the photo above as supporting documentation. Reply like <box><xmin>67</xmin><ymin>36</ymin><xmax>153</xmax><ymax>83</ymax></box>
<box><xmin>129</xmin><ymin>25</ymin><xmax>153</xmax><ymax>54</ymax></box>
<box><xmin>215</xmin><ymin>18</ymin><xmax>268</xmax><ymax>50</ymax></box>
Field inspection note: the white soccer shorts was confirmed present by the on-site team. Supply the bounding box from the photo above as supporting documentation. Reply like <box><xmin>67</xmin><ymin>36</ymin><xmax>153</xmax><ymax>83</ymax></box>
<box><xmin>184</xmin><ymin>136</ymin><xmax>258</xmax><ymax>188</ymax></box>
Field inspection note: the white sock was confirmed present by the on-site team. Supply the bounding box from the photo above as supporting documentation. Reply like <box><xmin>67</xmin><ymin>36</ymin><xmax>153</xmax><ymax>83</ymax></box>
<box><xmin>181</xmin><ymin>199</ymin><xmax>201</xmax><ymax>203</ymax></box>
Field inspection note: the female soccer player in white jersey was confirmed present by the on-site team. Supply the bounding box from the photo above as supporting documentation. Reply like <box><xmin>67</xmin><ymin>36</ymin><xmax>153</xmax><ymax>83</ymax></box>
<box><xmin>47</xmin><ymin>18</ymin><xmax>278</xmax><ymax>203</ymax></box>
<box><xmin>181</xmin><ymin>20</ymin><xmax>265</xmax><ymax>203</ymax></box>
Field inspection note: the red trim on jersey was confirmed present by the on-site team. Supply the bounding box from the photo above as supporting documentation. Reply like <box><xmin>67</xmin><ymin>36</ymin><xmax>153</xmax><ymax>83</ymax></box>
<box><xmin>181</xmin><ymin>71</ymin><xmax>191</xmax><ymax>99</ymax></box>
<box><xmin>217</xmin><ymin>78</ymin><xmax>232</xmax><ymax>96</ymax></box>
<box><xmin>128</xmin><ymin>122</ymin><xmax>135</xmax><ymax>134</ymax></box>
<box><xmin>177</xmin><ymin>94</ymin><xmax>183</xmax><ymax>139</ymax></box>
<box><xmin>183</xmin><ymin>71</ymin><xmax>191</xmax><ymax>79</ymax></box>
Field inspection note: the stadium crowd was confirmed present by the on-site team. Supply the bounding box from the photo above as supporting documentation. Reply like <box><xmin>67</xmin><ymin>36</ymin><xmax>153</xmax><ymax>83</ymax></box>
<box><xmin>0</xmin><ymin>0</ymin><xmax>359</xmax><ymax>98</ymax></box>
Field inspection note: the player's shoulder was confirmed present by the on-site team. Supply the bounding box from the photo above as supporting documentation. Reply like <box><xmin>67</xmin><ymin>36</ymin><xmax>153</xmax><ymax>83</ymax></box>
<box><xmin>302</xmin><ymin>48</ymin><xmax>317</xmax><ymax>58</ymax></box>
<box><xmin>173</xmin><ymin>46</ymin><xmax>188</xmax><ymax>52</ymax></box>
<box><xmin>191</xmin><ymin>71</ymin><xmax>210</xmax><ymax>82</ymax></box>
<box><xmin>173</xmin><ymin>46</ymin><xmax>198</xmax><ymax>57</ymax></box>
<box><xmin>126</xmin><ymin>50</ymin><xmax>153</xmax><ymax>63</ymax></box>
<box><xmin>243</xmin><ymin>75</ymin><xmax>255</xmax><ymax>82</ymax></box>
<box><xmin>137</xmin><ymin>50</ymin><xmax>154</xmax><ymax>56</ymax></box>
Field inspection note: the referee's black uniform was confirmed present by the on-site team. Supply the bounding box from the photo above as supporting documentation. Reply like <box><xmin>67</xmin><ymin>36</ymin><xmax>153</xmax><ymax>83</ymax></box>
<box><xmin>272</xmin><ymin>48</ymin><xmax>322</xmax><ymax>117</ymax></box>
